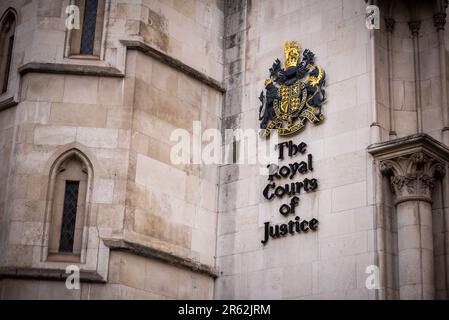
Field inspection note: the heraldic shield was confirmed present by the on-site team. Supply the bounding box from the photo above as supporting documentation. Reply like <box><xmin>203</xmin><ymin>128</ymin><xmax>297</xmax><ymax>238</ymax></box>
<box><xmin>259</xmin><ymin>41</ymin><xmax>326</xmax><ymax>137</ymax></box>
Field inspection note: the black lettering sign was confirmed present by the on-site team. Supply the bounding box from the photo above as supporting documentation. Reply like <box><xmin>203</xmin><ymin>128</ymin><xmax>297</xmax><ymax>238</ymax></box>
<box><xmin>261</xmin><ymin>140</ymin><xmax>319</xmax><ymax>244</ymax></box>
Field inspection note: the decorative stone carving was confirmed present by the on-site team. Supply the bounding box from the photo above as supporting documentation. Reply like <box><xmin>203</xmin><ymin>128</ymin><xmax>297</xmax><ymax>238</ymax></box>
<box><xmin>380</xmin><ymin>152</ymin><xmax>445</xmax><ymax>204</ymax></box>
<box><xmin>433</xmin><ymin>12</ymin><xmax>447</xmax><ymax>31</ymax></box>
<box><xmin>408</xmin><ymin>20</ymin><xmax>421</xmax><ymax>36</ymax></box>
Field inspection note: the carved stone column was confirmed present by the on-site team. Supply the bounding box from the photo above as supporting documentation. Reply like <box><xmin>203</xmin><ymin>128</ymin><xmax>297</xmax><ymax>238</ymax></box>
<box><xmin>368</xmin><ymin>134</ymin><xmax>449</xmax><ymax>300</ymax></box>
<box><xmin>380</xmin><ymin>152</ymin><xmax>445</xmax><ymax>299</ymax></box>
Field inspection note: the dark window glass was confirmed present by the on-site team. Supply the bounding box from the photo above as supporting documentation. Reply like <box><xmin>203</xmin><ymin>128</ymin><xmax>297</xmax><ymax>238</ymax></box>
<box><xmin>59</xmin><ymin>181</ymin><xmax>80</xmax><ymax>252</ymax></box>
<box><xmin>232</xmin><ymin>139</ymin><xmax>237</xmax><ymax>164</ymax></box>
<box><xmin>2</xmin><ymin>35</ymin><xmax>13</xmax><ymax>93</ymax></box>
<box><xmin>0</xmin><ymin>12</ymin><xmax>15</xmax><ymax>94</ymax></box>
<box><xmin>80</xmin><ymin>0</ymin><xmax>99</xmax><ymax>55</ymax></box>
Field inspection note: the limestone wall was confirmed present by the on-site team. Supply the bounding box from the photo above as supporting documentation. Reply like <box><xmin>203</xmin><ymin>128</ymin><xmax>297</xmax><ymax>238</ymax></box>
<box><xmin>0</xmin><ymin>251</ymin><xmax>213</xmax><ymax>299</ymax></box>
<box><xmin>0</xmin><ymin>0</ymin><xmax>223</xmax><ymax>299</ymax></box>
<box><xmin>0</xmin><ymin>72</ymin><xmax>129</xmax><ymax>276</ymax></box>
<box><xmin>123</xmin><ymin>48</ymin><xmax>222</xmax><ymax>268</ymax></box>
<box><xmin>216</xmin><ymin>0</ymin><xmax>377</xmax><ymax>299</ymax></box>
<box><xmin>0</xmin><ymin>107</ymin><xmax>15</xmax><ymax>262</ymax></box>
<box><xmin>1</xmin><ymin>0</ymin><xmax>448</xmax><ymax>301</ymax></box>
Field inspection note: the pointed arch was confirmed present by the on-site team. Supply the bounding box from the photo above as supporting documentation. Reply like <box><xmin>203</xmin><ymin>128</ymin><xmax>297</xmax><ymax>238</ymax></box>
<box><xmin>0</xmin><ymin>8</ymin><xmax>17</xmax><ymax>94</ymax></box>
<box><xmin>44</xmin><ymin>148</ymin><xmax>94</xmax><ymax>262</ymax></box>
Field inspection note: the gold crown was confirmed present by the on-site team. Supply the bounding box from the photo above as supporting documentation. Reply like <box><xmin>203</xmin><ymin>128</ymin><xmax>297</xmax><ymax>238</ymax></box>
<box><xmin>284</xmin><ymin>41</ymin><xmax>301</xmax><ymax>69</ymax></box>
<box><xmin>264</xmin><ymin>78</ymin><xmax>272</xmax><ymax>87</ymax></box>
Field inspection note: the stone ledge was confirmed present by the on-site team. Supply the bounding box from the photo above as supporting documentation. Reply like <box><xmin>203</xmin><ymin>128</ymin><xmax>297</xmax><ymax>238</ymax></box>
<box><xmin>367</xmin><ymin>133</ymin><xmax>449</xmax><ymax>161</ymax></box>
<box><xmin>120</xmin><ymin>39</ymin><xmax>226</xmax><ymax>93</ymax></box>
<box><xmin>18</xmin><ymin>62</ymin><xmax>124</xmax><ymax>78</ymax></box>
<box><xmin>103</xmin><ymin>238</ymin><xmax>219</xmax><ymax>278</ymax></box>
<box><xmin>0</xmin><ymin>267</ymin><xmax>106</xmax><ymax>283</ymax></box>
<box><xmin>0</xmin><ymin>96</ymin><xmax>18</xmax><ymax>111</ymax></box>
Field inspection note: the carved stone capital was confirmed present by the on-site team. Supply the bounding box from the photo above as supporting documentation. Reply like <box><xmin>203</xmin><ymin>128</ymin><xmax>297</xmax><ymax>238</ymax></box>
<box><xmin>380</xmin><ymin>152</ymin><xmax>445</xmax><ymax>204</ymax></box>
<box><xmin>434</xmin><ymin>12</ymin><xmax>447</xmax><ymax>31</ymax></box>
<box><xmin>408</xmin><ymin>20</ymin><xmax>421</xmax><ymax>36</ymax></box>
<box><xmin>368</xmin><ymin>134</ymin><xmax>449</xmax><ymax>205</ymax></box>
<box><xmin>385</xmin><ymin>18</ymin><xmax>395</xmax><ymax>33</ymax></box>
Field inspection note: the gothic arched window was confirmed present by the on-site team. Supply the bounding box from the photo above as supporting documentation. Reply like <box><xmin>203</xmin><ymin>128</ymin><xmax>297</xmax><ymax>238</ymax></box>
<box><xmin>47</xmin><ymin>150</ymin><xmax>92</xmax><ymax>261</ymax></box>
<box><xmin>0</xmin><ymin>9</ymin><xmax>16</xmax><ymax>94</ymax></box>
<box><xmin>68</xmin><ymin>0</ymin><xmax>105</xmax><ymax>58</ymax></box>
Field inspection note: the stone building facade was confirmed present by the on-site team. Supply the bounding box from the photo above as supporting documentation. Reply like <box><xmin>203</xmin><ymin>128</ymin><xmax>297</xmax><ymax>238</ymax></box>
<box><xmin>0</xmin><ymin>0</ymin><xmax>448</xmax><ymax>300</ymax></box>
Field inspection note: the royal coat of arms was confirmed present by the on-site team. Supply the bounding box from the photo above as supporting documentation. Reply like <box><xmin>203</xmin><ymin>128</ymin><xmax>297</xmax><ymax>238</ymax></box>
<box><xmin>259</xmin><ymin>41</ymin><xmax>326</xmax><ymax>137</ymax></box>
